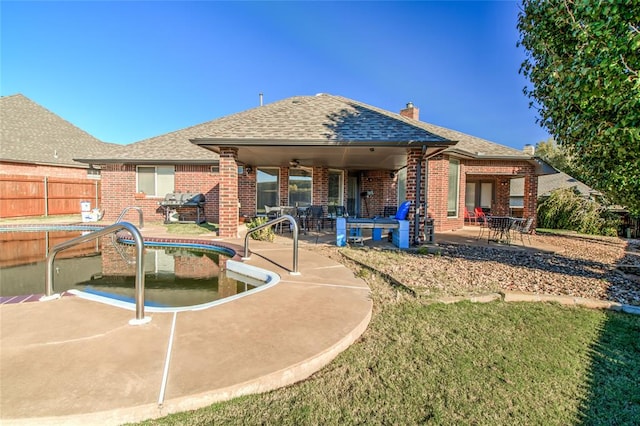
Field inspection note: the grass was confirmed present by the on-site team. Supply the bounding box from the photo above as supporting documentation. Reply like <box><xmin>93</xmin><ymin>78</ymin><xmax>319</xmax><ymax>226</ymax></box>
<box><xmin>133</xmin><ymin>269</ymin><xmax>640</xmax><ymax>426</ymax></box>
<box><xmin>164</xmin><ymin>222</ymin><xmax>218</xmax><ymax>235</ymax></box>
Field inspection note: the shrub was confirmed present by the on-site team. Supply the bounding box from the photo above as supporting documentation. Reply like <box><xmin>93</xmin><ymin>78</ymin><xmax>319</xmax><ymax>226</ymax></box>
<box><xmin>537</xmin><ymin>187</ymin><xmax>620</xmax><ymax>236</ymax></box>
<box><xmin>246</xmin><ymin>216</ymin><xmax>275</xmax><ymax>242</ymax></box>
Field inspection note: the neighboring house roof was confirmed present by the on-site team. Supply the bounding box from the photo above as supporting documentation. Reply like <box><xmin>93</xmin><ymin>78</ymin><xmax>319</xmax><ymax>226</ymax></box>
<box><xmin>0</xmin><ymin>94</ymin><xmax>117</xmax><ymax>169</ymax></box>
<box><xmin>510</xmin><ymin>171</ymin><xmax>597</xmax><ymax>198</ymax></box>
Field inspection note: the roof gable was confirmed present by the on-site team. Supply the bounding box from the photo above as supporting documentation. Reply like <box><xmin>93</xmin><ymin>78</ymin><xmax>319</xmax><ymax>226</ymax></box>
<box><xmin>416</xmin><ymin>122</ymin><xmax>530</xmax><ymax>159</ymax></box>
<box><xmin>0</xmin><ymin>94</ymin><xmax>117</xmax><ymax>168</ymax></box>
<box><xmin>194</xmin><ymin>94</ymin><xmax>452</xmax><ymax>143</ymax></box>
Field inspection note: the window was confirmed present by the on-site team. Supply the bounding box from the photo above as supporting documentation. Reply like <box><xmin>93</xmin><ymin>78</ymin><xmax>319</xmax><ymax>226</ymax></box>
<box><xmin>465</xmin><ymin>182</ymin><xmax>476</xmax><ymax>212</ymax></box>
<box><xmin>328</xmin><ymin>169</ymin><xmax>344</xmax><ymax>206</ymax></box>
<box><xmin>210</xmin><ymin>163</ymin><xmax>220</xmax><ymax>174</ymax></box>
<box><xmin>480</xmin><ymin>182</ymin><xmax>493</xmax><ymax>208</ymax></box>
<box><xmin>397</xmin><ymin>168</ymin><xmax>407</xmax><ymax>204</ymax></box>
<box><xmin>289</xmin><ymin>168</ymin><xmax>312</xmax><ymax>206</ymax></box>
<box><xmin>256</xmin><ymin>168</ymin><xmax>279</xmax><ymax>213</ymax></box>
<box><xmin>466</xmin><ymin>181</ymin><xmax>494</xmax><ymax>211</ymax></box>
<box><xmin>87</xmin><ymin>168</ymin><xmax>101</xmax><ymax>180</ymax></box>
<box><xmin>137</xmin><ymin>166</ymin><xmax>174</xmax><ymax>196</ymax></box>
<box><xmin>447</xmin><ymin>159</ymin><xmax>459</xmax><ymax>217</ymax></box>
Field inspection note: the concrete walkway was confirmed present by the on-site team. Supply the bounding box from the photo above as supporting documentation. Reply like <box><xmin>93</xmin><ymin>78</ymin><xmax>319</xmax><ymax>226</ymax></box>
<box><xmin>0</xmin><ymin>224</ymin><xmax>372</xmax><ymax>425</ymax></box>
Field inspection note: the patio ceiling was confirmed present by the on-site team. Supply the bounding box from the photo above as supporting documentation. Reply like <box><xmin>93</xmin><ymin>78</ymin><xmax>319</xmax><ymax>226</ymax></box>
<box><xmin>193</xmin><ymin>141</ymin><xmax>453</xmax><ymax>171</ymax></box>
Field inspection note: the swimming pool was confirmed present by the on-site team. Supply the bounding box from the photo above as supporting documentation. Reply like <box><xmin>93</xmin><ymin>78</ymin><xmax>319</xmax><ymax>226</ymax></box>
<box><xmin>0</xmin><ymin>225</ymin><xmax>279</xmax><ymax>312</ymax></box>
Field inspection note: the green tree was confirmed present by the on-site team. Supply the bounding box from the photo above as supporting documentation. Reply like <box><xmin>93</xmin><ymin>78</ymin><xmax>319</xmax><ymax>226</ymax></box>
<box><xmin>518</xmin><ymin>1</ymin><xmax>640</xmax><ymax>214</ymax></box>
<box><xmin>535</xmin><ymin>137</ymin><xmax>576</xmax><ymax>175</ymax></box>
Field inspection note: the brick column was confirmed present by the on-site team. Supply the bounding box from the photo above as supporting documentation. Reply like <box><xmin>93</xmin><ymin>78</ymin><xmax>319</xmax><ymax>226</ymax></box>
<box><xmin>406</xmin><ymin>148</ymin><xmax>424</xmax><ymax>244</ymax></box>
<box><xmin>494</xmin><ymin>178</ymin><xmax>511</xmax><ymax>216</ymax></box>
<box><xmin>312</xmin><ymin>166</ymin><xmax>329</xmax><ymax>205</ymax></box>
<box><xmin>280</xmin><ymin>168</ymin><xmax>289</xmax><ymax>206</ymax></box>
<box><xmin>218</xmin><ymin>147</ymin><xmax>239</xmax><ymax>238</ymax></box>
<box><xmin>523</xmin><ymin>173</ymin><xmax>538</xmax><ymax>228</ymax></box>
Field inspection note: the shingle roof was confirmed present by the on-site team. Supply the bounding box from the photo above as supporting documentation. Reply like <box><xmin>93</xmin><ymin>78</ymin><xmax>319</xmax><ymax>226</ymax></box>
<box><xmin>79</xmin><ymin>94</ymin><xmax>454</xmax><ymax>163</ymax></box>
<box><xmin>510</xmin><ymin>171</ymin><xmax>596</xmax><ymax>197</ymax></box>
<box><xmin>193</xmin><ymin>94</ymin><xmax>452</xmax><ymax>143</ymax></box>
<box><xmin>416</xmin><ymin>122</ymin><xmax>530</xmax><ymax>158</ymax></box>
<box><xmin>0</xmin><ymin>94</ymin><xmax>117</xmax><ymax>168</ymax></box>
<box><xmin>76</xmin><ymin>93</ymin><xmax>531</xmax><ymax>163</ymax></box>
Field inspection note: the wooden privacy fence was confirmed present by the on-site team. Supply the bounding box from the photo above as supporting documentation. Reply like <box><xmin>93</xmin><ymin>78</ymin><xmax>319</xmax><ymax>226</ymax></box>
<box><xmin>0</xmin><ymin>175</ymin><xmax>101</xmax><ymax>218</ymax></box>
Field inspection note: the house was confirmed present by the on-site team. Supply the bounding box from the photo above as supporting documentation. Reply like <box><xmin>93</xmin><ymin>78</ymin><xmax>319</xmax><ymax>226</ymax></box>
<box><xmin>510</xmin><ymin>170</ymin><xmax>599</xmax><ymax>217</ymax></box>
<box><xmin>78</xmin><ymin>93</ymin><xmax>550</xmax><ymax>242</ymax></box>
<box><xmin>510</xmin><ymin>169</ymin><xmax>639</xmax><ymax>237</ymax></box>
<box><xmin>0</xmin><ymin>94</ymin><xmax>116</xmax><ymax>179</ymax></box>
<box><xmin>0</xmin><ymin>94</ymin><xmax>118</xmax><ymax>218</ymax></box>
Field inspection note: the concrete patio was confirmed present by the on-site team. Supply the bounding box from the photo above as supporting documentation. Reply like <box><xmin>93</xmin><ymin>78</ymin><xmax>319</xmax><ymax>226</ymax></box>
<box><xmin>0</xmin><ymin>217</ymin><xmax>566</xmax><ymax>425</ymax></box>
<box><xmin>0</xmin><ymin>223</ymin><xmax>372</xmax><ymax>425</ymax></box>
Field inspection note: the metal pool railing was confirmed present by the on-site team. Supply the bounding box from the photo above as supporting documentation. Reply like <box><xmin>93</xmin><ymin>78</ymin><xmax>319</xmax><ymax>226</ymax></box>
<box><xmin>115</xmin><ymin>206</ymin><xmax>144</xmax><ymax>229</ymax></box>
<box><xmin>42</xmin><ymin>221</ymin><xmax>150</xmax><ymax>325</ymax></box>
<box><xmin>243</xmin><ymin>214</ymin><xmax>300</xmax><ymax>275</ymax></box>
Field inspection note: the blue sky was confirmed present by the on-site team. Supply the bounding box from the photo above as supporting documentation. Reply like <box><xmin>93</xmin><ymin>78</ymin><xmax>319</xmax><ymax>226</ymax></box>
<box><xmin>1</xmin><ymin>1</ymin><xmax>550</xmax><ymax>149</ymax></box>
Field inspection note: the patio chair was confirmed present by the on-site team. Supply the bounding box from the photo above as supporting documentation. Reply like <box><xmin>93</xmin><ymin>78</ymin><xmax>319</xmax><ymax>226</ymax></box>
<box><xmin>476</xmin><ymin>214</ymin><xmax>489</xmax><ymax>240</ymax></box>
<box><xmin>474</xmin><ymin>207</ymin><xmax>487</xmax><ymax>224</ymax></box>
<box><xmin>464</xmin><ymin>207</ymin><xmax>477</xmax><ymax>224</ymax></box>
<box><xmin>382</xmin><ymin>206</ymin><xmax>397</xmax><ymax>217</ymax></box>
<box><xmin>395</xmin><ymin>200</ymin><xmax>411</xmax><ymax>220</ymax></box>
<box><xmin>325</xmin><ymin>205</ymin><xmax>346</xmax><ymax>229</ymax></box>
<box><xmin>487</xmin><ymin>216</ymin><xmax>512</xmax><ymax>244</ymax></box>
<box><xmin>512</xmin><ymin>217</ymin><xmax>534</xmax><ymax>245</ymax></box>
<box><xmin>278</xmin><ymin>206</ymin><xmax>297</xmax><ymax>233</ymax></box>
<box><xmin>308</xmin><ymin>205</ymin><xmax>325</xmax><ymax>232</ymax></box>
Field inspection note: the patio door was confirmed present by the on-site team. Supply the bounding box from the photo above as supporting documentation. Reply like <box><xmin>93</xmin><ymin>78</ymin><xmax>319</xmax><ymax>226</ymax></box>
<box><xmin>346</xmin><ymin>173</ymin><xmax>359</xmax><ymax>217</ymax></box>
<box><xmin>466</xmin><ymin>181</ymin><xmax>493</xmax><ymax>212</ymax></box>
<box><xmin>256</xmin><ymin>168</ymin><xmax>279</xmax><ymax>214</ymax></box>
<box><xmin>328</xmin><ymin>169</ymin><xmax>344</xmax><ymax>206</ymax></box>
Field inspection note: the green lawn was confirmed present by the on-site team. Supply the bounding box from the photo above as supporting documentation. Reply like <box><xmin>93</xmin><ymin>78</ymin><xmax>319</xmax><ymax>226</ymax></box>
<box><xmin>164</xmin><ymin>222</ymin><xmax>218</xmax><ymax>235</ymax></box>
<box><xmin>134</xmin><ymin>269</ymin><xmax>640</xmax><ymax>426</ymax></box>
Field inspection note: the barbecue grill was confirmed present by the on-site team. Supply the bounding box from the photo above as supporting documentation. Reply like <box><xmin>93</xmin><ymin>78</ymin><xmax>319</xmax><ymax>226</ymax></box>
<box><xmin>158</xmin><ymin>192</ymin><xmax>206</xmax><ymax>224</ymax></box>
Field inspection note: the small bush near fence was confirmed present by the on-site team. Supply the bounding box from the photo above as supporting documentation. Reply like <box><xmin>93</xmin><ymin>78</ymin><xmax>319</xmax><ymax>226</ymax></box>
<box><xmin>537</xmin><ymin>187</ymin><xmax>620</xmax><ymax>236</ymax></box>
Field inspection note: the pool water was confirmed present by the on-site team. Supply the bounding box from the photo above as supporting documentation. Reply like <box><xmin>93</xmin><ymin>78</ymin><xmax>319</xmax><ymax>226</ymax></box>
<box><xmin>0</xmin><ymin>229</ymin><xmax>253</xmax><ymax>308</ymax></box>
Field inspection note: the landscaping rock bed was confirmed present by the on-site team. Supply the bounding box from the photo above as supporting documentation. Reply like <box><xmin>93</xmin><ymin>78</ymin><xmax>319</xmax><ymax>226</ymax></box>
<box><xmin>318</xmin><ymin>233</ymin><xmax>640</xmax><ymax>307</ymax></box>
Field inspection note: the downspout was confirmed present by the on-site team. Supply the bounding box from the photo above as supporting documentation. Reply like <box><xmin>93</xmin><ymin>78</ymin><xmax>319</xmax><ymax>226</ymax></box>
<box><xmin>413</xmin><ymin>145</ymin><xmax>426</xmax><ymax>245</ymax></box>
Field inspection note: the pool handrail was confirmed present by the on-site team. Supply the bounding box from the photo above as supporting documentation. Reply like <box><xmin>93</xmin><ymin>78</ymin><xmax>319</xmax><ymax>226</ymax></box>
<box><xmin>243</xmin><ymin>214</ymin><xmax>300</xmax><ymax>275</ymax></box>
<box><xmin>43</xmin><ymin>221</ymin><xmax>150</xmax><ymax>325</ymax></box>
<box><xmin>115</xmin><ymin>206</ymin><xmax>144</xmax><ymax>229</ymax></box>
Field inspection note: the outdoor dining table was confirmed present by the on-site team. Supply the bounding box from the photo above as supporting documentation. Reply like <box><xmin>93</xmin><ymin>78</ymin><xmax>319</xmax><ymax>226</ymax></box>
<box><xmin>487</xmin><ymin>216</ymin><xmax>523</xmax><ymax>245</ymax></box>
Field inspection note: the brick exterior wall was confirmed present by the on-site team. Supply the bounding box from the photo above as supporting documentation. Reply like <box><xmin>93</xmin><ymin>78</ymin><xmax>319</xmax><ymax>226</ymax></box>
<box><xmin>0</xmin><ymin>161</ymin><xmax>91</xmax><ymax>179</ymax></box>
<box><xmin>95</xmin><ymin>152</ymin><xmax>539</xmax><ymax>242</ymax></box>
<box><xmin>427</xmin><ymin>157</ymin><xmax>539</xmax><ymax>232</ymax></box>
<box><xmin>358</xmin><ymin>170</ymin><xmax>397</xmax><ymax>218</ymax></box>
<box><xmin>100</xmin><ymin>164</ymin><xmax>219</xmax><ymax>224</ymax></box>
<box><xmin>238</xmin><ymin>169</ymin><xmax>256</xmax><ymax>218</ymax></box>
<box><xmin>426</xmin><ymin>154</ymin><xmax>450</xmax><ymax>232</ymax></box>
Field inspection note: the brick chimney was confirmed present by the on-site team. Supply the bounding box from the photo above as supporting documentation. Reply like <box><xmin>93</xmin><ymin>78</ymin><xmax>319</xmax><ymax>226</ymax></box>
<box><xmin>400</xmin><ymin>102</ymin><xmax>419</xmax><ymax>120</ymax></box>
<box><xmin>523</xmin><ymin>144</ymin><xmax>535</xmax><ymax>156</ymax></box>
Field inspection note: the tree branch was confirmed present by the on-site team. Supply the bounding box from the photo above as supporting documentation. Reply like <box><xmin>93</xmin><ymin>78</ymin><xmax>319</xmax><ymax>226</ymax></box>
<box><xmin>620</xmin><ymin>54</ymin><xmax>639</xmax><ymax>77</ymax></box>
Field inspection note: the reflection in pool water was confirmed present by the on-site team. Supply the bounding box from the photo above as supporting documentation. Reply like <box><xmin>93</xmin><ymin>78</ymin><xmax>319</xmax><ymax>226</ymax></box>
<box><xmin>0</xmin><ymin>229</ymin><xmax>265</xmax><ymax>309</ymax></box>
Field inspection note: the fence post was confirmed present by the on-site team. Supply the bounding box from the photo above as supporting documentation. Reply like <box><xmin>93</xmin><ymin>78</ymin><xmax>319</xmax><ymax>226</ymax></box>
<box><xmin>44</xmin><ymin>176</ymin><xmax>48</xmax><ymax>217</ymax></box>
